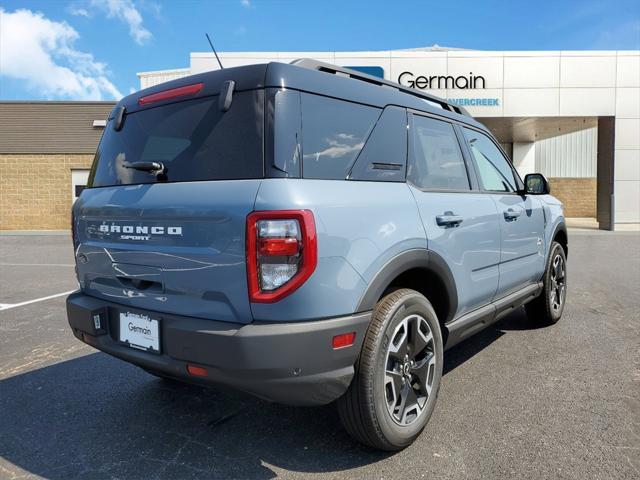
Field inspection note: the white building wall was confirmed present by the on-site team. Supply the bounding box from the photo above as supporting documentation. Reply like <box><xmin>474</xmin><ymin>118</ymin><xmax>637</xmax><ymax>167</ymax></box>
<box><xmin>614</xmin><ymin>52</ymin><xmax>640</xmax><ymax>224</ymax></box>
<box><xmin>536</xmin><ymin>128</ymin><xmax>597</xmax><ymax>178</ymax></box>
<box><xmin>137</xmin><ymin>68</ymin><xmax>191</xmax><ymax>90</ymax></box>
<box><xmin>512</xmin><ymin>142</ymin><xmax>536</xmax><ymax>177</ymax></box>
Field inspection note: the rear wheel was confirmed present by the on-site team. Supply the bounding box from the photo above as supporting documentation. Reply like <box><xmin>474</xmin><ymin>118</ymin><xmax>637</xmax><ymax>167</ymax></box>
<box><xmin>337</xmin><ymin>288</ymin><xmax>443</xmax><ymax>451</ymax></box>
<box><xmin>526</xmin><ymin>241</ymin><xmax>567</xmax><ymax>324</ymax></box>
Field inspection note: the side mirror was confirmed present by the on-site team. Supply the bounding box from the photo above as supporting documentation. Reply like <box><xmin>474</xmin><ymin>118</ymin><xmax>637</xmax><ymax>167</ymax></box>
<box><xmin>524</xmin><ymin>173</ymin><xmax>550</xmax><ymax>195</ymax></box>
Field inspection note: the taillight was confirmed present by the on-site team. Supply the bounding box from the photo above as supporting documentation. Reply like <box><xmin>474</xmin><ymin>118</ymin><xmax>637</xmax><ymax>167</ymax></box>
<box><xmin>246</xmin><ymin>210</ymin><xmax>317</xmax><ymax>303</ymax></box>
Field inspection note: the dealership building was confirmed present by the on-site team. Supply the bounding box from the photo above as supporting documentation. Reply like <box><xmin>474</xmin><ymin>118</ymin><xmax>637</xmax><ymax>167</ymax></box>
<box><xmin>0</xmin><ymin>46</ymin><xmax>638</xmax><ymax>231</ymax></box>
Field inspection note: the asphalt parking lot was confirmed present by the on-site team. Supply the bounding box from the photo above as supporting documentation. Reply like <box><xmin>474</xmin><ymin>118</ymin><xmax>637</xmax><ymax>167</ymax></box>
<box><xmin>0</xmin><ymin>232</ymin><xmax>638</xmax><ymax>479</ymax></box>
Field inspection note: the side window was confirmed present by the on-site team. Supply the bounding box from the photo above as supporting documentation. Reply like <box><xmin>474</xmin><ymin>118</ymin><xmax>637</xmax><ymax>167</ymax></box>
<box><xmin>463</xmin><ymin>127</ymin><xmax>517</xmax><ymax>192</ymax></box>
<box><xmin>269</xmin><ymin>89</ymin><xmax>302</xmax><ymax>178</ymax></box>
<box><xmin>301</xmin><ymin>93</ymin><xmax>380</xmax><ymax>179</ymax></box>
<box><xmin>408</xmin><ymin>115</ymin><xmax>470</xmax><ymax>190</ymax></box>
<box><xmin>348</xmin><ymin>106</ymin><xmax>407</xmax><ymax>182</ymax></box>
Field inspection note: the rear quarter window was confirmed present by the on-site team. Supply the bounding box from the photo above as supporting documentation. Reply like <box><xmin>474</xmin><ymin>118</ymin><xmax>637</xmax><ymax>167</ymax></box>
<box><xmin>89</xmin><ymin>90</ymin><xmax>264</xmax><ymax>187</ymax></box>
<box><xmin>300</xmin><ymin>93</ymin><xmax>380</xmax><ymax>180</ymax></box>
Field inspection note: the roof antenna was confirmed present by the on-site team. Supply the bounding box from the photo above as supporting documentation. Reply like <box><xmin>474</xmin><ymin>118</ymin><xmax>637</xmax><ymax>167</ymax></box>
<box><xmin>205</xmin><ymin>33</ymin><xmax>224</xmax><ymax>70</ymax></box>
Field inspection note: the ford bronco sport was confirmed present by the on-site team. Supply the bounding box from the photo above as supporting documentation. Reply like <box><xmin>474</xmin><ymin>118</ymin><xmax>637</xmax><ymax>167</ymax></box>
<box><xmin>67</xmin><ymin>60</ymin><xmax>568</xmax><ymax>450</ymax></box>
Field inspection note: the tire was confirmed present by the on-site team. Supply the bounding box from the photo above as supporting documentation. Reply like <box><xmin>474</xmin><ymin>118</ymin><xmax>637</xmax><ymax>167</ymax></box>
<box><xmin>337</xmin><ymin>288</ymin><xmax>444</xmax><ymax>451</ymax></box>
<box><xmin>525</xmin><ymin>241</ymin><xmax>567</xmax><ymax>325</ymax></box>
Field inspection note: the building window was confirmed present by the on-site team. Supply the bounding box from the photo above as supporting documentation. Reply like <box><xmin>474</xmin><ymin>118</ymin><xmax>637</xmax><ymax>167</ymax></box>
<box><xmin>72</xmin><ymin>169</ymin><xmax>90</xmax><ymax>202</ymax></box>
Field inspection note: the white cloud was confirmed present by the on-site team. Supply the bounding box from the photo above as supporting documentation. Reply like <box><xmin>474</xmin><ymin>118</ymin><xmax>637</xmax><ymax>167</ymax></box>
<box><xmin>304</xmin><ymin>134</ymin><xmax>365</xmax><ymax>160</ymax></box>
<box><xmin>89</xmin><ymin>0</ymin><xmax>151</xmax><ymax>45</ymax></box>
<box><xmin>68</xmin><ymin>6</ymin><xmax>91</xmax><ymax>18</ymax></box>
<box><xmin>240</xmin><ymin>0</ymin><xmax>251</xmax><ymax>8</ymax></box>
<box><xmin>0</xmin><ymin>8</ymin><xmax>123</xmax><ymax>100</ymax></box>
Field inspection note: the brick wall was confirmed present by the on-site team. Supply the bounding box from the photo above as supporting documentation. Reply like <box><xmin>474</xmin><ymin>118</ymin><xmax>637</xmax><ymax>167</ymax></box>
<box><xmin>548</xmin><ymin>177</ymin><xmax>597</xmax><ymax>218</ymax></box>
<box><xmin>0</xmin><ymin>154</ymin><xmax>93</xmax><ymax>230</ymax></box>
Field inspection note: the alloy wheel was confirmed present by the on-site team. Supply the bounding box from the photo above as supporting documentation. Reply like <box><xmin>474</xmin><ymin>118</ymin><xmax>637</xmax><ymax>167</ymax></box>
<box><xmin>384</xmin><ymin>314</ymin><xmax>437</xmax><ymax>426</ymax></box>
<box><xmin>550</xmin><ymin>253</ymin><xmax>566</xmax><ymax>313</ymax></box>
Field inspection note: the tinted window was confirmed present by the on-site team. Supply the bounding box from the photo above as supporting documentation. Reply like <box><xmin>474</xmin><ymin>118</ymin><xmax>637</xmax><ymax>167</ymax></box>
<box><xmin>408</xmin><ymin>115</ymin><xmax>470</xmax><ymax>190</ymax></box>
<box><xmin>463</xmin><ymin>128</ymin><xmax>516</xmax><ymax>192</ymax></box>
<box><xmin>348</xmin><ymin>106</ymin><xmax>407</xmax><ymax>182</ymax></box>
<box><xmin>89</xmin><ymin>90</ymin><xmax>264</xmax><ymax>187</ymax></box>
<box><xmin>270</xmin><ymin>89</ymin><xmax>302</xmax><ymax>178</ymax></box>
<box><xmin>301</xmin><ymin>93</ymin><xmax>380</xmax><ymax>179</ymax></box>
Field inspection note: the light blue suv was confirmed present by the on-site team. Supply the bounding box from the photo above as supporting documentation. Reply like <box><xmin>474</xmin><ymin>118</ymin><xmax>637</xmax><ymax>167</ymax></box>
<box><xmin>67</xmin><ymin>60</ymin><xmax>568</xmax><ymax>450</ymax></box>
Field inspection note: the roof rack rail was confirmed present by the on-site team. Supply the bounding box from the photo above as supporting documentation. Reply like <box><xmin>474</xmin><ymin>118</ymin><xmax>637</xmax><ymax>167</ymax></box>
<box><xmin>289</xmin><ymin>58</ymin><xmax>471</xmax><ymax>117</ymax></box>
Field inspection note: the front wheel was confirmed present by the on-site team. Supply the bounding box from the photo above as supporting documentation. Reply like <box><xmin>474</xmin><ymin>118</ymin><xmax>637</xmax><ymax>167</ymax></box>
<box><xmin>526</xmin><ymin>241</ymin><xmax>567</xmax><ymax>324</ymax></box>
<box><xmin>337</xmin><ymin>289</ymin><xmax>443</xmax><ymax>451</ymax></box>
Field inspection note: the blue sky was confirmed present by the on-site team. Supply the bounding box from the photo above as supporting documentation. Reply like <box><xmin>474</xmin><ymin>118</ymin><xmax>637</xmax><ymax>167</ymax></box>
<box><xmin>1</xmin><ymin>0</ymin><xmax>639</xmax><ymax>100</ymax></box>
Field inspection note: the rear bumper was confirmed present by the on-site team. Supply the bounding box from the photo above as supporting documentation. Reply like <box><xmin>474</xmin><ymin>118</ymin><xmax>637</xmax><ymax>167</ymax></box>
<box><xmin>66</xmin><ymin>291</ymin><xmax>370</xmax><ymax>406</ymax></box>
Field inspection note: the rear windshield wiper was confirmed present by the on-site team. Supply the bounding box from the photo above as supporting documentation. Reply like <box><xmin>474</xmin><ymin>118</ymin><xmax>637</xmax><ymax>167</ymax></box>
<box><xmin>123</xmin><ymin>161</ymin><xmax>165</xmax><ymax>173</ymax></box>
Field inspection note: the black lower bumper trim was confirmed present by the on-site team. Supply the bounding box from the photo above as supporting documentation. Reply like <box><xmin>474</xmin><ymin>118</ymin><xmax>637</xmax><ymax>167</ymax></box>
<box><xmin>66</xmin><ymin>291</ymin><xmax>370</xmax><ymax>406</ymax></box>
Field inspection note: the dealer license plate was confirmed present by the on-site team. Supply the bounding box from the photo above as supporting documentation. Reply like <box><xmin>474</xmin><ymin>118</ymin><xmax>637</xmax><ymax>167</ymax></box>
<box><xmin>119</xmin><ymin>311</ymin><xmax>160</xmax><ymax>353</ymax></box>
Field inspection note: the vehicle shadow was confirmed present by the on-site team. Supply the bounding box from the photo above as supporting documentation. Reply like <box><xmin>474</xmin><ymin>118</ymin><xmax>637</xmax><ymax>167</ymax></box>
<box><xmin>443</xmin><ymin>306</ymin><xmax>544</xmax><ymax>375</ymax></box>
<box><xmin>0</xmin><ymin>307</ymin><xmax>541</xmax><ymax>479</ymax></box>
<box><xmin>0</xmin><ymin>353</ymin><xmax>387</xmax><ymax>479</ymax></box>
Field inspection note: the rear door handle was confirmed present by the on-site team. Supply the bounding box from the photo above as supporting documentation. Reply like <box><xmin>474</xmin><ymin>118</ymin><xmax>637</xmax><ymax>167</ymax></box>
<box><xmin>504</xmin><ymin>208</ymin><xmax>521</xmax><ymax>220</ymax></box>
<box><xmin>436</xmin><ymin>212</ymin><xmax>464</xmax><ymax>227</ymax></box>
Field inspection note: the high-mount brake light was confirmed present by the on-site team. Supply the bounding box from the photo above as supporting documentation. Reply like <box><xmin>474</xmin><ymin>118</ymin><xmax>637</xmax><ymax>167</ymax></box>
<box><xmin>137</xmin><ymin>83</ymin><xmax>204</xmax><ymax>106</ymax></box>
<box><xmin>246</xmin><ymin>210</ymin><xmax>317</xmax><ymax>303</ymax></box>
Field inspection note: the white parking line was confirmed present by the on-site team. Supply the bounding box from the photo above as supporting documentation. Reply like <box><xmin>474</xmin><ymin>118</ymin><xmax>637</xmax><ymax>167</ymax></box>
<box><xmin>0</xmin><ymin>290</ymin><xmax>76</xmax><ymax>311</ymax></box>
<box><xmin>0</xmin><ymin>263</ymin><xmax>74</xmax><ymax>267</ymax></box>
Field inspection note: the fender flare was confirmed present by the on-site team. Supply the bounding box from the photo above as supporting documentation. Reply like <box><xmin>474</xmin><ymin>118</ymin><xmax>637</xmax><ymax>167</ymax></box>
<box><xmin>355</xmin><ymin>248</ymin><xmax>458</xmax><ymax>323</ymax></box>
<box><xmin>539</xmin><ymin>221</ymin><xmax>568</xmax><ymax>283</ymax></box>
<box><xmin>550</xmin><ymin>220</ymin><xmax>568</xmax><ymax>257</ymax></box>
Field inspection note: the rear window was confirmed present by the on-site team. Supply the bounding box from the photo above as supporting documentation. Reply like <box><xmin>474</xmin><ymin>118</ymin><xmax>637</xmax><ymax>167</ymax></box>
<box><xmin>89</xmin><ymin>90</ymin><xmax>264</xmax><ymax>187</ymax></box>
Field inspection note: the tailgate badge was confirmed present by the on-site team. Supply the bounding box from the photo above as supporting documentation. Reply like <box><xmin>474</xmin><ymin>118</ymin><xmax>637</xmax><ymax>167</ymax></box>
<box><xmin>97</xmin><ymin>223</ymin><xmax>183</xmax><ymax>241</ymax></box>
